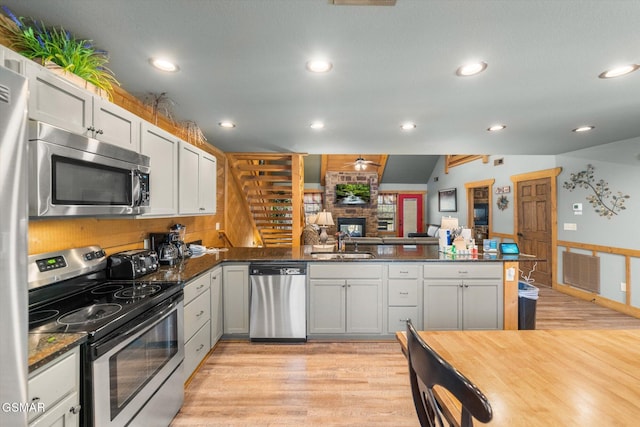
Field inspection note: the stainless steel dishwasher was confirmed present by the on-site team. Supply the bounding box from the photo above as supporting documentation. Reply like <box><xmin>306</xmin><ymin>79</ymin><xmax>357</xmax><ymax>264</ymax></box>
<box><xmin>249</xmin><ymin>263</ymin><xmax>307</xmax><ymax>342</ymax></box>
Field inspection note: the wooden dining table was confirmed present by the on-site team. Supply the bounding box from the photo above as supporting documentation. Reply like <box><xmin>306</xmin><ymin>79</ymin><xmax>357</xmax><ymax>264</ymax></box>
<box><xmin>396</xmin><ymin>329</ymin><xmax>640</xmax><ymax>426</ymax></box>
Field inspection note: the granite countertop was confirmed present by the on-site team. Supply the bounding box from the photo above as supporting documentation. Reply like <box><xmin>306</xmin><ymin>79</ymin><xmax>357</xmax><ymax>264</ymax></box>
<box><xmin>141</xmin><ymin>245</ymin><xmax>541</xmax><ymax>285</ymax></box>
<box><xmin>29</xmin><ymin>332</ymin><xmax>87</xmax><ymax>372</ymax></box>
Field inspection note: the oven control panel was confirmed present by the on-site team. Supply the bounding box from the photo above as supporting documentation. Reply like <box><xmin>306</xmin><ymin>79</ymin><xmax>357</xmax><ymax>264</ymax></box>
<box><xmin>29</xmin><ymin>246</ymin><xmax>107</xmax><ymax>290</ymax></box>
<box><xmin>35</xmin><ymin>255</ymin><xmax>67</xmax><ymax>272</ymax></box>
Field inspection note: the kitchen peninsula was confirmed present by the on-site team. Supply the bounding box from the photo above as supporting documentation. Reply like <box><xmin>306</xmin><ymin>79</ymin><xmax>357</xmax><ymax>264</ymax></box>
<box><xmin>145</xmin><ymin>244</ymin><xmax>532</xmax><ymax>333</ymax></box>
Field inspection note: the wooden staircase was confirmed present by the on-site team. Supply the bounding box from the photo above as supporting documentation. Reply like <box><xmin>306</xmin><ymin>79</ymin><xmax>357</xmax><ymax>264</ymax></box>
<box><xmin>226</xmin><ymin>153</ymin><xmax>304</xmax><ymax>247</ymax></box>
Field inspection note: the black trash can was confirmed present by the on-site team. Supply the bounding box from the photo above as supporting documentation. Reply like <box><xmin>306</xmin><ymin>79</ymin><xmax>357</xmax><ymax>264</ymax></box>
<box><xmin>518</xmin><ymin>282</ymin><xmax>539</xmax><ymax>330</ymax></box>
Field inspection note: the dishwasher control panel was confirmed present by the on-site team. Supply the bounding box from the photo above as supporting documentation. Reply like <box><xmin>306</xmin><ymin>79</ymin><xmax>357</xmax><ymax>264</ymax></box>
<box><xmin>249</xmin><ymin>263</ymin><xmax>307</xmax><ymax>276</ymax></box>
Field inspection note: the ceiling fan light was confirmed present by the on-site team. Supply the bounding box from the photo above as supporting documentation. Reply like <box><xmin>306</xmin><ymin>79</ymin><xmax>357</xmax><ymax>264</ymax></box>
<box><xmin>456</xmin><ymin>61</ymin><xmax>488</xmax><ymax>77</ymax></box>
<box><xmin>355</xmin><ymin>162</ymin><xmax>367</xmax><ymax>171</ymax></box>
<box><xmin>598</xmin><ymin>64</ymin><xmax>639</xmax><ymax>79</ymax></box>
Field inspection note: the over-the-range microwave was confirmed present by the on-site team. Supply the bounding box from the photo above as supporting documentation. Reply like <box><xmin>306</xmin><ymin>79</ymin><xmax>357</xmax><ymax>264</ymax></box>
<box><xmin>28</xmin><ymin>121</ymin><xmax>150</xmax><ymax>217</ymax></box>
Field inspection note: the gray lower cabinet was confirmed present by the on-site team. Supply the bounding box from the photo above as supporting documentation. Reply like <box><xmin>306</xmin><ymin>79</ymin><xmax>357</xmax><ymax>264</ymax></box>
<box><xmin>387</xmin><ymin>264</ymin><xmax>421</xmax><ymax>333</ymax></box>
<box><xmin>222</xmin><ymin>264</ymin><xmax>250</xmax><ymax>335</ymax></box>
<box><xmin>423</xmin><ymin>263</ymin><xmax>503</xmax><ymax>330</ymax></box>
<box><xmin>308</xmin><ymin>263</ymin><xmax>383</xmax><ymax>335</ymax></box>
<box><xmin>210</xmin><ymin>267</ymin><xmax>223</xmax><ymax>347</ymax></box>
<box><xmin>183</xmin><ymin>272</ymin><xmax>211</xmax><ymax>380</ymax></box>
<box><xmin>28</xmin><ymin>347</ymin><xmax>81</xmax><ymax>427</ymax></box>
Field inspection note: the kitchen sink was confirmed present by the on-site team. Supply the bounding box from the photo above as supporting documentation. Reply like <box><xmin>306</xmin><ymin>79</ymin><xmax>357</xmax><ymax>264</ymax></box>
<box><xmin>310</xmin><ymin>252</ymin><xmax>375</xmax><ymax>259</ymax></box>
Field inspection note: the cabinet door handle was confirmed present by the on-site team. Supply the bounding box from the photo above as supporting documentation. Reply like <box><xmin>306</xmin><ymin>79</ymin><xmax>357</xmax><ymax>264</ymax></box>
<box><xmin>399</xmin><ymin>270</ymin><xmax>409</xmax><ymax>274</ymax></box>
<box><xmin>31</xmin><ymin>397</ymin><xmax>40</xmax><ymax>403</ymax></box>
<box><xmin>196</xmin><ymin>344</ymin><xmax>205</xmax><ymax>352</ymax></box>
<box><xmin>399</xmin><ymin>291</ymin><xmax>409</xmax><ymax>295</ymax></box>
<box><xmin>464</xmin><ymin>284</ymin><xmax>469</xmax><ymax>288</ymax></box>
<box><xmin>458</xmin><ymin>270</ymin><xmax>468</xmax><ymax>274</ymax></box>
<box><xmin>70</xmin><ymin>405</ymin><xmax>82</xmax><ymax>415</ymax></box>
<box><xmin>399</xmin><ymin>318</ymin><xmax>412</xmax><ymax>322</ymax></box>
<box><xmin>196</xmin><ymin>310</ymin><xmax>205</xmax><ymax>317</ymax></box>
<box><xmin>199</xmin><ymin>207</ymin><xmax>206</xmax><ymax>211</ymax></box>
<box><xmin>196</xmin><ymin>284</ymin><xmax>205</xmax><ymax>290</ymax></box>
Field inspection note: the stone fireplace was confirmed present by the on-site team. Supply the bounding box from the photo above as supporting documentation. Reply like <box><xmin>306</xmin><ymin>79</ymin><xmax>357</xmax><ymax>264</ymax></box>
<box><xmin>325</xmin><ymin>171</ymin><xmax>378</xmax><ymax>237</ymax></box>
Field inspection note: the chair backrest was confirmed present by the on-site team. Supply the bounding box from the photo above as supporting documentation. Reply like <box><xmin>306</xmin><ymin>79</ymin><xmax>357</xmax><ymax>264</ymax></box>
<box><xmin>406</xmin><ymin>321</ymin><xmax>493</xmax><ymax>427</ymax></box>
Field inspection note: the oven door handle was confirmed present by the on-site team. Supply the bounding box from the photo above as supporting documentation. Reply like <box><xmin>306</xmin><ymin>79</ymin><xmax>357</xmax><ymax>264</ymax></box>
<box><xmin>91</xmin><ymin>293</ymin><xmax>183</xmax><ymax>359</ymax></box>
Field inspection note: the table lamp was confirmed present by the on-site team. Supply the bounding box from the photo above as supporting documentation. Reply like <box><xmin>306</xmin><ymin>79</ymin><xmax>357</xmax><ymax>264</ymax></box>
<box><xmin>314</xmin><ymin>210</ymin><xmax>334</xmax><ymax>245</ymax></box>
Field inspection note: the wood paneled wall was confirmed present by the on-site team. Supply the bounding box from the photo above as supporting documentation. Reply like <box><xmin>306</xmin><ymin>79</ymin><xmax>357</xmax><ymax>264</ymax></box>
<box><xmin>28</xmin><ymin>151</ymin><xmax>228</xmax><ymax>256</ymax></box>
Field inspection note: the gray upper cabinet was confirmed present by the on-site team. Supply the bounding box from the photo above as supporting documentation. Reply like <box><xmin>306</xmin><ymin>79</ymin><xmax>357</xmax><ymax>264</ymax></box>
<box><xmin>139</xmin><ymin>123</ymin><xmax>179</xmax><ymax>216</ymax></box>
<box><xmin>25</xmin><ymin>60</ymin><xmax>141</xmax><ymax>151</ymax></box>
<box><xmin>179</xmin><ymin>141</ymin><xmax>217</xmax><ymax>215</ymax></box>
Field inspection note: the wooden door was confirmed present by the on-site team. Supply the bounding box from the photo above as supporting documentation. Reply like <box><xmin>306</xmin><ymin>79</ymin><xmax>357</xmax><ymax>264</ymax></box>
<box><xmin>517</xmin><ymin>178</ymin><xmax>552</xmax><ymax>286</ymax></box>
<box><xmin>398</xmin><ymin>194</ymin><xmax>423</xmax><ymax>236</ymax></box>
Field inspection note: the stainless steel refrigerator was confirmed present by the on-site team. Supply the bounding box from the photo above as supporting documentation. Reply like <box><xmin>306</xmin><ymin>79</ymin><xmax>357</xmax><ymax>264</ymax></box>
<box><xmin>0</xmin><ymin>63</ymin><xmax>29</xmax><ymax>426</ymax></box>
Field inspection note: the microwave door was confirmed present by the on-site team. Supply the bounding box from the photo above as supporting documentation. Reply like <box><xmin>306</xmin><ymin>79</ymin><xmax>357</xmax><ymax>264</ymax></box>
<box><xmin>30</xmin><ymin>139</ymin><xmax>140</xmax><ymax>217</ymax></box>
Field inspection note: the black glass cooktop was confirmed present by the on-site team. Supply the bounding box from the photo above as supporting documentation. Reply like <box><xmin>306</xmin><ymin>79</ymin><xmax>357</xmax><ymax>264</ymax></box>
<box><xmin>29</xmin><ymin>280</ymin><xmax>181</xmax><ymax>341</ymax></box>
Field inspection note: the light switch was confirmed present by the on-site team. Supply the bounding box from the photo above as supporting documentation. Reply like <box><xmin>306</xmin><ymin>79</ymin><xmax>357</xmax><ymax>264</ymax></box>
<box><xmin>563</xmin><ymin>223</ymin><xmax>577</xmax><ymax>231</ymax></box>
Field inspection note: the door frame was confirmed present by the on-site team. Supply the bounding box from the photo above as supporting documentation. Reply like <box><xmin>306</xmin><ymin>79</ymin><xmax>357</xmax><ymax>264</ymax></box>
<box><xmin>464</xmin><ymin>179</ymin><xmax>495</xmax><ymax>234</ymax></box>
<box><xmin>510</xmin><ymin>167</ymin><xmax>562</xmax><ymax>288</ymax></box>
<box><xmin>398</xmin><ymin>193</ymin><xmax>424</xmax><ymax>236</ymax></box>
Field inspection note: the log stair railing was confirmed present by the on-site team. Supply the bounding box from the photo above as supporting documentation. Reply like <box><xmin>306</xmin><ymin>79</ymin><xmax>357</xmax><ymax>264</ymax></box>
<box><xmin>226</xmin><ymin>153</ymin><xmax>304</xmax><ymax>248</ymax></box>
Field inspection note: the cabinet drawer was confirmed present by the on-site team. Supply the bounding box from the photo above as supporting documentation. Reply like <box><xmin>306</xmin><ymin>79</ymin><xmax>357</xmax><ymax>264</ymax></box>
<box><xmin>388</xmin><ymin>279</ymin><xmax>418</xmax><ymax>306</ymax></box>
<box><xmin>309</xmin><ymin>263</ymin><xmax>382</xmax><ymax>279</ymax></box>
<box><xmin>184</xmin><ymin>321</ymin><xmax>211</xmax><ymax>379</ymax></box>
<box><xmin>184</xmin><ymin>273</ymin><xmax>210</xmax><ymax>304</ymax></box>
<box><xmin>28</xmin><ymin>348</ymin><xmax>78</xmax><ymax>423</ymax></box>
<box><xmin>423</xmin><ymin>263</ymin><xmax>502</xmax><ymax>279</ymax></box>
<box><xmin>388</xmin><ymin>264</ymin><xmax>419</xmax><ymax>279</ymax></box>
<box><xmin>185</xmin><ymin>289</ymin><xmax>210</xmax><ymax>340</ymax></box>
<box><xmin>388</xmin><ymin>307</ymin><xmax>419</xmax><ymax>333</ymax></box>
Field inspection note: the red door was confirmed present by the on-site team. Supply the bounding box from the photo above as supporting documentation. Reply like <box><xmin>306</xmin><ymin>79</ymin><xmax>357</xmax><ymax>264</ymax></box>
<box><xmin>398</xmin><ymin>194</ymin><xmax>424</xmax><ymax>237</ymax></box>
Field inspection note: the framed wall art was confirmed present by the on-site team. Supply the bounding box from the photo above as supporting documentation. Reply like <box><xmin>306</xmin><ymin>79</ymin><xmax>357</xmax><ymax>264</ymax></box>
<box><xmin>438</xmin><ymin>188</ymin><xmax>457</xmax><ymax>212</ymax></box>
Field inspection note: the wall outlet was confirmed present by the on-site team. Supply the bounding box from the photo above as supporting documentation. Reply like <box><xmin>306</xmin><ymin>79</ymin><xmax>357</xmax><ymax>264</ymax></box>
<box><xmin>215</xmin><ymin>222</ymin><xmax>220</xmax><ymax>230</ymax></box>
<box><xmin>563</xmin><ymin>223</ymin><xmax>577</xmax><ymax>231</ymax></box>
<box><xmin>621</xmin><ymin>282</ymin><xmax>627</xmax><ymax>292</ymax></box>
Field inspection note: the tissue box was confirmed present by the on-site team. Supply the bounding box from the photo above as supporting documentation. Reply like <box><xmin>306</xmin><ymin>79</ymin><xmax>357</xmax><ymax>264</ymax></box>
<box><xmin>483</xmin><ymin>239</ymin><xmax>498</xmax><ymax>252</ymax></box>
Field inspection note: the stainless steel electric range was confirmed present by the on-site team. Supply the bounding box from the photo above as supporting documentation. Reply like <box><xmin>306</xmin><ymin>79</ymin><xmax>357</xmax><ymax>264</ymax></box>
<box><xmin>28</xmin><ymin>246</ymin><xmax>184</xmax><ymax>427</ymax></box>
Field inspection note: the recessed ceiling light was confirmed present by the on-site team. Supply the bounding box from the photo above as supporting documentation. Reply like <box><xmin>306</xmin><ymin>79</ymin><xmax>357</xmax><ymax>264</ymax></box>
<box><xmin>598</xmin><ymin>64</ymin><xmax>640</xmax><ymax>79</ymax></box>
<box><xmin>456</xmin><ymin>61</ymin><xmax>488</xmax><ymax>77</ymax></box>
<box><xmin>149</xmin><ymin>58</ymin><xmax>179</xmax><ymax>72</ymax></box>
<box><xmin>306</xmin><ymin>59</ymin><xmax>333</xmax><ymax>73</ymax></box>
<box><xmin>487</xmin><ymin>124</ymin><xmax>506</xmax><ymax>132</ymax></box>
<box><xmin>572</xmin><ymin>125</ymin><xmax>595</xmax><ymax>133</ymax></box>
<box><xmin>219</xmin><ymin>121</ymin><xmax>236</xmax><ymax>129</ymax></box>
<box><xmin>310</xmin><ymin>121</ymin><xmax>325</xmax><ymax>130</ymax></box>
<box><xmin>400</xmin><ymin>122</ymin><xmax>416</xmax><ymax>130</ymax></box>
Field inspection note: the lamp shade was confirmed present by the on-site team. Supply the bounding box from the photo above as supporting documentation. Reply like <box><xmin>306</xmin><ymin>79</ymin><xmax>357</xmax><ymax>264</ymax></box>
<box><xmin>315</xmin><ymin>210</ymin><xmax>334</xmax><ymax>226</ymax></box>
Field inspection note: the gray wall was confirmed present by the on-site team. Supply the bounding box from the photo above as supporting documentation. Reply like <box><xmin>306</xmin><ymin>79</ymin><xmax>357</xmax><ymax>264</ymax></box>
<box><xmin>425</xmin><ymin>144</ymin><xmax>639</xmax><ymax>309</ymax></box>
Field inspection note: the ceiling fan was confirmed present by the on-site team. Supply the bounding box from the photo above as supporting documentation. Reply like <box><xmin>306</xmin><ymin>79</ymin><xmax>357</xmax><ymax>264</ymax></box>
<box><xmin>345</xmin><ymin>156</ymin><xmax>382</xmax><ymax>171</ymax></box>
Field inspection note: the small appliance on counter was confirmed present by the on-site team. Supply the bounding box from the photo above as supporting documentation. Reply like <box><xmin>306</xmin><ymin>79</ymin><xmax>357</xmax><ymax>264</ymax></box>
<box><xmin>150</xmin><ymin>233</ymin><xmax>180</xmax><ymax>265</ymax></box>
<box><xmin>150</xmin><ymin>224</ymin><xmax>192</xmax><ymax>266</ymax></box>
<box><xmin>170</xmin><ymin>223</ymin><xmax>192</xmax><ymax>259</ymax></box>
<box><xmin>107</xmin><ymin>249</ymin><xmax>159</xmax><ymax>279</ymax></box>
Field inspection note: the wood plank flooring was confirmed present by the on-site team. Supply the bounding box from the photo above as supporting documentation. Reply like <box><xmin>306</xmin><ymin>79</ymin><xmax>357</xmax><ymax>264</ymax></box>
<box><xmin>171</xmin><ymin>285</ymin><xmax>640</xmax><ymax>426</ymax></box>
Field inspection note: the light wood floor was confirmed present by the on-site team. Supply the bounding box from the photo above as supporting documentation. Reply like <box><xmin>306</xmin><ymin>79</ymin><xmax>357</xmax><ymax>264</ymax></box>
<box><xmin>171</xmin><ymin>285</ymin><xmax>640</xmax><ymax>426</ymax></box>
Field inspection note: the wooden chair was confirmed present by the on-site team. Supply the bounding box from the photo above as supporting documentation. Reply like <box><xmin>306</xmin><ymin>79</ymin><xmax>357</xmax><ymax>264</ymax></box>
<box><xmin>406</xmin><ymin>321</ymin><xmax>493</xmax><ymax>427</ymax></box>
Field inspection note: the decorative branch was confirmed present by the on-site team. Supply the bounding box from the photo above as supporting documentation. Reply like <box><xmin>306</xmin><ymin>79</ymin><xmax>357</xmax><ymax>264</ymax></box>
<box><xmin>563</xmin><ymin>164</ymin><xmax>629</xmax><ymax>219</ymax></box>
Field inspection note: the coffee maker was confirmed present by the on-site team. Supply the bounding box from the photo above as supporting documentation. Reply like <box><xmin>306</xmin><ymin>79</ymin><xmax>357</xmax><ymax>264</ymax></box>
<box><xmin>170</xmin><ymin>223</ymin><xmax>192</xmax><ymax>259</ymax></box>
<box><xmin>149</xmin><ymin>232</ymin><xmax>179</xmax><ymax>265</ymax></box>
